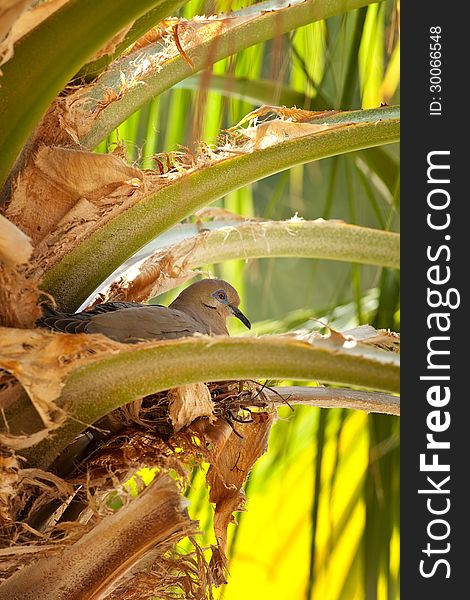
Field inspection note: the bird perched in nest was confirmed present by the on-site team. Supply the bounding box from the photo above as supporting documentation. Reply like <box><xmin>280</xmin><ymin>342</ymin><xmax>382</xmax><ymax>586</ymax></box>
<box><xmin>37</xmin><ymin>278</ymin><xmax>251</xmax><ymax>342</ymax></box>
<box><xmin>34</xmin><ymin>278</ymin><xmax>251</xmax><ymax>481</ymax></box>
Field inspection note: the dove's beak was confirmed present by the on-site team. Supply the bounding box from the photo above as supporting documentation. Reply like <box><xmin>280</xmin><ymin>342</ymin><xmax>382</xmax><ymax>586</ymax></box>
<box><xmin>230</xmin><ymin>305</ymin><xmax>251</xmax><ymax>330</ymax></box>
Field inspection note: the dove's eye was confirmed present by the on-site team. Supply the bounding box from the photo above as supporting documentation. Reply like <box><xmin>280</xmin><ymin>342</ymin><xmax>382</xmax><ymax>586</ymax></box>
<box><xmin>213</xmin><ymin>290</ymin><xmax>227</xmax><ymax>303</ymax></box>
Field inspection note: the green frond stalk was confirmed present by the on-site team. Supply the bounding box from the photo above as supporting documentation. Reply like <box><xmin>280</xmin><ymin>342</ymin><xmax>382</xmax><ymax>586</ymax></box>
<box><xmin>153</xmin><ymin>219</ymin><xmax>400</xmax><ymax>269</ymax></box>
<box><xmin>0</xmin><ymin>0</ymin><xmax>186</xmax><ymax>187</ymax></box>
<box><xmin>15</xmin><ymin>333</ymin><xmax>399</xmax><ymax>468</ymax></box>
<box><xmin>75</xmin><ymin>0</ymin><xmax>382</xmax><ymax>148</ymax></box>
<box><xmin>41</xmin><ymin>106</ymin><xmax>400</xmax><ymax>310</ymax></box>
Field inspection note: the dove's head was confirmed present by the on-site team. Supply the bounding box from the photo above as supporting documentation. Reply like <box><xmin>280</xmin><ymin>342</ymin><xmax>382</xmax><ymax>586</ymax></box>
<box><xmin>169</xmin><ymin>278</ymin><xmax>251</xmax><ymax>335</ymax></box>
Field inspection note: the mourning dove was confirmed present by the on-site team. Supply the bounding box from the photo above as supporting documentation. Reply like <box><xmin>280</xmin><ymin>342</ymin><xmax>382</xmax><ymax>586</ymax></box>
<box><xmin>37</xmin><ymin>278</ymin><xmax>251</xmax><ymax>342</ymax></box>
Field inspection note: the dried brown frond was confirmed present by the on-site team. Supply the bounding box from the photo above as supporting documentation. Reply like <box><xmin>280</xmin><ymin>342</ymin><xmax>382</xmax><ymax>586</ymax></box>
<box><xmin>0</xmin><ymin>327</ymin><xmax>125</xmax><ymax>447</ymax></box>
<box><xmin>103</xmin><ymin>380</ymin><xmax>271</xmax><ymax>454</ymax></box>
<box><xmin>172</xmin><ymin>22</ymin><xmax>195</xmax><ymax>68</ymax></box>
<box><xmin>332</xmin><ymin>324</ymin><xmax>401</xmax><ymax>353</ymax></box>
<box><xmin>229</xmin><ymin>104</ymin><xmax>339</xmax><ymax>128</ymax></box>
<box><xmin>0</xmin><ymin>214</ymin><xmax>32</xmax><ymax>267</ymax></box>
<box><xmin>0</xmin><ymin>445</ymin><xmax>22</xmax><ymax>528</ymax></box>
<box><xmin>3</xmin><ymin>0</ymin><xmax>68</xmax><ymax>56</ymax></box>
<box><xmin>92</xmin><ymin>241</ymin><xmax>198</xmax><ymax>305</ymax></box>
<box><xmin>293</xmin><ymin>324</ymin><xmax>401</xmax><ymax>355</ymax></box>
<box><xmin>0</xmin><ymin>473</ymin><xmax>200</xmax><ymax>597</ymax></box>
<box><xmin>106</xmin><ymin>537</ymin><xmax>212</xmax><ymax>600</ymax></box>
<box><xmin>0</xmin><ymin>263</ymin><xmax>44</xmax><ymax>328</ymax></box>
<box><xmin>347</xmin><ymin>326</ymin><xmax>400</xmax><ymax>353</ymax></box>
<box><xmin>1</xmin><ymin>377</ymin><xmax>274</xmax><ymax>598</ymax></box>
<box><xmin>128</xmin><ymin>22</ymin><xmax>173</xmax><ymax>52</ymax></box>
<box><xmin>207</xmin><ymin>410</ymin><xmax>276</xmax><ymax>585</ymax></box>
<box><xmin>0</xmin><ymin>0</ymin><xmax>32</xmax><ymax>69</ymax></box>
<box><xmin>6</xmin><ymin>146</ymin><xmax>144</xmax><ymax>245</ymax></box>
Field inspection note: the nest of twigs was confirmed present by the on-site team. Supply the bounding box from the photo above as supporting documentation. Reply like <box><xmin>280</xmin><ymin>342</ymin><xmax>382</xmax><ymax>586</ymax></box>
<box><xmin>1</xmin><ymin>379</ymin><xmax>273</xmax><ymax>555</ymax></box>
<box><xmin>48</xmin><ymin>379</ymin><xmax>272</xmax><ymax>478</ymax></box>
<box><xmin>116</xmin><ymin>379</ymin><xmax>272</xmax><ymax>439</ymax></box>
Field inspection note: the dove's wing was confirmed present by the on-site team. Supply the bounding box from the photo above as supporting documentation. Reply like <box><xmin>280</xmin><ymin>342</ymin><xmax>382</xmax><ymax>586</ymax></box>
<box><xmin>86</xmin><ymin>306</ymin><xmax>209</xmax><ymax>342</ymax></box>
<box><xmin>37</xmin><ymin>301</ymin><xmax>156</xmax><ymax>334</ymax></box>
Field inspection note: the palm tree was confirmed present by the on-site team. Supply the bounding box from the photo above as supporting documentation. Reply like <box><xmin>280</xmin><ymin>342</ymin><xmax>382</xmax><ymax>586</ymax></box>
<box><xmin>0</xmin><ymin>0</ymin><xmax>399</xmax><ymax>598</ymax></box>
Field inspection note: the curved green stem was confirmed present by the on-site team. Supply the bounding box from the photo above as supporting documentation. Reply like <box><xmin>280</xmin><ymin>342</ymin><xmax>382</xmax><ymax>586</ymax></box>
<box><xmin>74</xmin><ymin>0</ymin><xmax>381</xmax><ymax>148</ymax></box>
<box><xmin>40</xmin><ymin>107</ymin><xmax>400</xmax><ymax>310</ymax></box>
<box><xmin>0</xmin><ymin>0</ymin><xmax>176</xmax><ymax>187</ymax></box>
<box><xmin>15</xmin><ymin>334</ymin><xmax>399</xmax><ymax>468</ymax></box>
<box><xmin>178</xmin><ymin>220</ymin><xmax>399</xmax><ymax>269</ymax></box>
